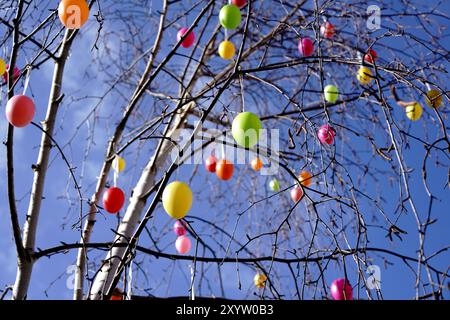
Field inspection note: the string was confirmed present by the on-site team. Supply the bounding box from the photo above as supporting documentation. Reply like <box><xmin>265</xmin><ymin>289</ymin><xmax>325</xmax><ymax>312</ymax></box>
<box><xmin>190</xmin><ymin>264</ymin><xmax>195</xmax><ymax>300</ymax></box>
<box><xmin>239</xmin><ymin>74</ymin><xmax>245</xmax><ymax>112</ymax></box>
<box><xmin>22</xmin><ymin>64</ymin><xmax>31</xmax><ymax>95</ymax></box>
<box><xmin>127</xmin><ymin>260</ymin><xmax>133</xmax><ymax>300</ymax></box>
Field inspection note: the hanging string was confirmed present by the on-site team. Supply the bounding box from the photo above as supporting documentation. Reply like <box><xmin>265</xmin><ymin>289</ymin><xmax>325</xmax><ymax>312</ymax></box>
<box><xmin>113</xmin><ymin>166</ymin><xmax>118</xmax><ymax>187</ymax></box>
<box><xmin>190</xmin><ymin>264</ymin><xmax>195</xmax><ymax>300</ymax></box>
<box><xmin>22</xmin><ymin>64</ymin><xmax>31</xmax><ymax>95</ymax></box>
<box><xmin>239</xmin><ymin>73</ymin><xmax>245</xmax><ymax>112</ymax></box>
<box><xmin>127</xmin><ymin>260</ymin><xmax>133</xmax><ymax>300</ymax></box>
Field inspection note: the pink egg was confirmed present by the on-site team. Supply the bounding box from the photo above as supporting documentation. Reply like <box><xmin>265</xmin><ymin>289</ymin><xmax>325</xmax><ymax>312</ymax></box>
<box><xmin>175</xmin><ymin>235</ymin><xmax>192</xmax><ymax>254</ymax></box>
<box><xmin>330</xmin><ymin>278</ymin><xmax>353</xmax><ymax>300</ymax></box>
<box><xmin>6</xmin><ymin>95</ymin><xmax>36</xmax><ymax>128</ymax></box>
<box><xmin>173</xmin><ymin>220</ymin><xmax>187</xmax><ymax>236</ymax></box>
<box><xmin>177</xmin><ymin>28</ymin><xmax>195</xmax><ymax>48</ymax></box>
<box><xmin>317</xmin><ymin>124</ymin><xmax>336</xmax><ymax>145</ymax></box>
<box><xmin>3</xmin><ymin>65</ymin><xmax>21</xmax><ymax>82</ymax></box>
<box><xmin>298</xmin><ymin>38</ymin><xmax>314</xmax><ymax>57</ymax></box>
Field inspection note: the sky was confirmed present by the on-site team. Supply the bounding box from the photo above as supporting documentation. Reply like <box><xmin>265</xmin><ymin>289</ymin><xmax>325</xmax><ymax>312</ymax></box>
<box><xmin>0</xmin><ymin>0</ymin><xmax>449</xmax><ymax>300</ymax></box>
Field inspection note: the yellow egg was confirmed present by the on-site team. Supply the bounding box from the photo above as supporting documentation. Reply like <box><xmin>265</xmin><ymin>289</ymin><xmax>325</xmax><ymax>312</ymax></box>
<box><xmin>253</xmin><ymin>273</ymin><xmax>267</xmax><ymax>289</ymax></box>
<box><xmin>0</xmin><ymin>58</ymin><xmax>6</xmax><ymax>76</ymax></box>
<box><xmin>357</xmin><ymin>67</ymin><xmax>373</xmax><ymax>85</ymax></box>
<box><xmin>162</xmin><ymin>181</ymin><xmax>193</xmax><ymax>219</ymax></box>
<box><xmin>425</xmin><ymin>89</ymin><xmax>442</xmax><ymax>108</ymax></box>
<box><xmin>112</xmin><ymin>155</ymin><xmax>126</xmax><ymax>173</ymax></box>
<box><xmin>218</xmin><ymin>40</ymin><xmax>235</xmax><ymax>60</ymax></box>
<box><xmin>405</xmin><ymin>102</ymin><xmax>422</xmax><ymax>121</ymax></box>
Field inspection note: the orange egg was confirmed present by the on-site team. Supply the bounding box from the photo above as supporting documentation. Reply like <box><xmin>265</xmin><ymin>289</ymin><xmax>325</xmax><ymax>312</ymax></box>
<box><xmin>58</xmin><ymin>0</ymin><xmax>90</xmax><ymax>29</ymax></box>
<box><xmin>216</xmin><ymin>159</ymin><xmax>234</xmax><ymax>181</ymax></box>
<box><xmin>251</xmin><ymin>157</ymin><xmax>263</xmax><ymax>171</ymax></box>
<box><xmin>299</xmin><ymin>171</ymin><xmax>312</xmax><ymax>187</ymax></box>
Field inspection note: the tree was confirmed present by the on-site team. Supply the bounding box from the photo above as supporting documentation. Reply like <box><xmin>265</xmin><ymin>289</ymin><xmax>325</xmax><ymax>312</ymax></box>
<box><xmin>0</xmin><ymin>0</ymin><xmax>448</xmax><ymax>300</ymax></box>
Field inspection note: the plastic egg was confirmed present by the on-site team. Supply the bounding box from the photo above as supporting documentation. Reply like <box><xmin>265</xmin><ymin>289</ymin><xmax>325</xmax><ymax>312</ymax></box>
<box><xmin>290</xmin><ymin>187</ymin><xmax>303</xmax><ymax>202</ymax></box>
<box><xmin>218</xmin><ymin>40</ymin><xmax>236</xmax><ymax>60</ymax></box>
<box><xmin>324</xmin><ymin>85</ymin><xmax>339</xmax><ymax>103</ymax></box>
<box><xmin>112</xmin><ymin>155</ymin><xmax>126</xmax><ymax>173</ymax></box>
<box><xmin>0</xmin><ymin>58</ymin><xmax>6</xmax><ymax>76</ymax></box>
<box><xmin>205</xmin><ymin>155</ymin><xmax>217</xmax><ymax>173</ymax></box>
<box><xmin>364</xmin><ymin>49</ymin><xmax>377</xmax><ymax>64</ymax></box>
<box><xmin>216</xmin><ymin>159</ymin><xmax>234</xmax><ymax>181</ymax></box>
<box><xmin>5</xmin><ymin>95</ymin><xmax>35</xmax><ymax>128</ymax></box>
<box><xmin>177</xmin><ymin>28</ymin><xmax>195</xmax><ymax>48</ymax></box>
<box><xmin>298</xmin><ymin>171</ymin><xmax>312</xmax><ymax>187</ymax></box>
<box><xmin>254</xmin><ymin>273</ymin><xmax>267</xmax><ymax>289</ymax></box>
<box><xmin>425</xmin><ymin>89</ymin><xmax>442</xmax><ymax>108</ymax></box>
<box><xmin>269</xmin><ymin>178</ymin><xmax>280</xmax><ymax>192</ymax></box>
<box><xmin>330</xmin><ymin>278</ymin><xmax>353</xmax><ymax>300</ymax></box>
<box><xmin>110</xmin><ymin>288</ymin><xmax>124</xmax><ymax>300</ymax></box>
<box><xmin>232</xmin><ymin>0</ymin><xmax>247</xmax><ymax>8</ymax></box>
<box><xmin>298</xmin><ymin>38</ymin><xmax>314</xmax><ymax>57</ymax></box>
<box><xmin>405</xmin><ymin>102</ymin><xmax>422</xmax><ymax>121</ymax></box>
<box><xmin>317</xmin><ymin>124</ymin><xmax>336</xmax><ymax>145</ymax></box>
<box><xmin>173</xmin><ymin>220</ymin><xmax>187</xmax><ymax>236</ymax></box>
<box><xmin>175</xmin><ymin>235</ymin><xmax>192</xmax><ymax>254</ymax></box>
<box><xmin>58</xmin><ymin>0</ymin><xmax>90</xmax><ymax>29</ymax></box>
<box><xmin>219</xmin><ymin>4</ymin><xmax>242</xmax><ymax>30</ymax></box>
<box><xmin>231</xmin><ymin>112</ymin><xmax>262</xmax><ymax>148</ymax></box>
<box><xmin>357</xmin><ymin>66</ymin><xmax>373</xmax><ymax>85</ymax></box>
<box><xmin>251</xmin><ymin>157</ymin><xmax>263</xmax><ymax>171</ymax></box>
<box><xmin>3</xmin><ymin>65</ymin><xmax>20</xmax><ymax>83</ymax></box>
<box><xmin>162</xmin><ymin>181</ymin><xmax>193</xmax><ymax>219</ymax></box>
<box><xmin>320</xmin><ymin>22</ymin><xmax>335</xmax><ymax>39</ymax></box>
<box><xmin>102</xmin><ymin>187</ymin><xmax>125</xmax><ymax>214</ymax></box>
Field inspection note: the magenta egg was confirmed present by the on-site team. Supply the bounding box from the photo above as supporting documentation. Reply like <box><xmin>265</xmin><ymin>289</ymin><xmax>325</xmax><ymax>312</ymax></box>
<box><xmin>3</xmin><ymin>65</ymin><xmax>20</xmax><ymax>82</ymax></box>
<box><xmin>173</xmin><ymin>220</ymin><xmax>187</xmax><ymax>236</ymax></box>
<box><xmin>177</xmin><ymin>28</ymin><xmax>195</xmax><ymax>48</ymax></box>
<box><xmin>330</xmin><ymin>278</ymin><xmax>353</xmax><ymax>300</ymax></box>
<box><xmin>6</xmin><ymin>95</ymin><xmax>36</xmax><ymax>128</ymax></box>
<box><xmin>317</xmin><ymin>124</ymin><xmax>336</xmax><ymax>145</ymax></box>
<box><xmin>175</xmin><ymin>235</ymin><xmax>192</xmax><ymax>254</ymax></box>
<box><xmin>298</xmin><ymin>38</ymin><xmax>314</xmax><ymax>57</ymax></box>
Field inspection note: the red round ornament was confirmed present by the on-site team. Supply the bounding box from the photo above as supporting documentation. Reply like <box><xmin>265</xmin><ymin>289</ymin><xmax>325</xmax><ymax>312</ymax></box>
<box><xmin>298</xmin><ymin>38</ymin><xmax>314</xmax><ymax>57</ymax></box>
<box><xmin>232</xmin><ymin>0</ymin><xmax>246</xmax><ymax>8</ymax></box>
<box><xmin>177</xmin><ymin>28</ymin><xmax>195</xmax><ymax>48</ymax></box>
<box><xmin>364</xmin><ymin>49</ymin><xmax>377</xmax><ymax>64</ymax></box>
<box><xmin>5</xmin><ymin>95</ymin><xmax>35</xmax><ymax>128</ymax></box>
<box><xmin>205</xmin><ymin>155</ymin><xmax>217</xmax><ymax>173</ymax></box>
<box><xmin>102</xmin><ymin>187</ymin><xmax>125</xmax><ymax>214</ymax></box>
<box><xmin>320</xmin><ymin>22</ymin><xmax>335</xmax><ymax>39</ymax></box>
<box><xmin>216</xmin><ymin>159</ymin><xmax>234</xmax><ymax>181</ymax></box>
<box><xmin>290</xmin><ymin>187</ymin><xmax>303</xmax><ymax>203</ymax></box>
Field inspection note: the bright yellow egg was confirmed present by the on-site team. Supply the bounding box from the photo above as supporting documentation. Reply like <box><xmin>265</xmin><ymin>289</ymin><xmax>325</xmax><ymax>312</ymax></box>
<box><xmin>425</xmin><ymin>89</ymin><xmax>442</xmax><ymax>108</ymax></box>
<box><xmin>357</xmin><ymin>67</ymin><xmax>373</xmax><ymax>85</ymax></box>
<box><xmin>253</xmin><ymin>273</ymin><xmax>267</xmax><ymax>289</ymax></box>
<box><xmin>162</xmin><ymin>181</ymin><xmax>193</xmax><ymax>219</ymax></box>
<box><xmin>218</xmin><ymin>41</ymin><xmax>235</xmax><ymax>60</ymax></box>
<box><xmin>405</xmin><ymin>102</ymin><xmax>423</xmax><ymax>121</ymax></box>
<box><xmin>112</xmin><ymin>155</ymin><xmax>126</xmax><ymax>173</ymax></box>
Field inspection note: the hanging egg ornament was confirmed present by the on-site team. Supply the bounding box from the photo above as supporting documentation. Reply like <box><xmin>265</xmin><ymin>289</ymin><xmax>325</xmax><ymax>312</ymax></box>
<box><xmin>112</xmin><ymin>155</ymin><xmax>126</xmax><ymax>173</ymax></box>
<box><xmin>330</xmin><ymin>278</ymin><xmax>353</xmax><ymax>300</ymax></box>
<box><xmin>216</xmin><ymin>159</ymin><xmax>234</xmax><ymax>181</ymax></box>
<box><xmin>357</xmin><ymin>66</ymin><xmax>373</xmax><ymax>85</ymax></box>
<box><xmin>231</xmin><ymin>112</ymin><xmax>262</xmax><ymax>148</ymax></box>
<box><xmin>5</xmin><ymin>95</ymin><xmax>35</xmax><ymax>128</ymax></box>
<box><xmin>425</xmin><ymin>89</ymin><xmax>442</xmax><ymax>108</ymax></box>
<box><xmin>253</xmin><ymin>273</ymin><xmax>267</xmax><ymax>289</ymax></box>
<box><xmin>177</xmin><ymin>28</ymin><xmax>195</xmax><ymax>48</ymax></box>
<box><xmin>205</xmin><ymin>155</ymin><xmax>217</xmax><ymax>173</ymax></box>
<box><xmin>175</xmin><ymin>235</ymin><xmax>192</xmax><ymax>254</ymax></box>
<box><xmin>219</xmin><ymin>4</ymin><xmax>242</xmax><ymax>30</ymax></box>
<box><xmin>317</xmin><ymin>124</ymin><xmax>336</xmax><ymax>145</ymax></box>
<box><xmin>102</xmin><ymin>187</ymin><xmax>125</xmax><ymax>214</ymax></box>
<box><xmin>290</xmin><ymin>187</ymin><xmax>303</xmax><ymax>203</ymax></box>
<box><xmin>173</xmin><ymin>220</ymin><xmax>187</xmax><ymax>236</ymax></box>
<box><xmin>251</xmin><ymin>157</ymin><xmax>263</xmax><ymax>172</ymax></box>
<box><xmin>110</xmin><ymin>288</ymin><xmax>124</xmax><ymax>301</ymax></box>
<box><xmin>3</xmin><ymin>65</ymin><xmax>20</xmax><ymax>83</ymax></box>
<box><xmin>298</xmin><ymin>171</ymin><xmax>312</xmax><ymax>187</ymax></box>
<box><xmin>320</xmin><ymin>22</ymin><xmax>335</xmax><ymax>39</ymax></box>
<box><xmin>0</xmin><ymin>58</ymin><xmax>6</xmax><ymax>76</ymax></box>
<box><xmin>269</xmin><ymin>178</ymin><xmax>280</xmax><ymax>192</ymax></box>
<box><xmin>298</xmin><ymin>38</ymin><xmax>314</xmax><ymax>57</ymax></box>
<box><xmin>364</xmin><ymin>49</ymin><xmax>377</xmax><ymax>64</ymax></box>
<box><xmin>58</xmin><ymin>0</ymin><xmax>90</xmax><ymax>29</ymax></box>
<box><xmin>162</xmin><ymin>181</ymin><xmax>193</xmax><ymax>219</ymax></box>
<box><xmin>324</xmin><ymin>85</ymin><xmax>339</xmax><ymax>103</ymax></box>
<box><xmin>218</xmin><ymin>40</ymin><xmax>236</xmax><ymax>60</ymax></box>
<box><xmin>232</xmin><ymin>0</ymin><xmax>247</xmax><ymax>8</ymax></box>
<box><xmin>405</xmin><ymin>102</ymin><xmax>423</xmax><ymax>121</ymax></box>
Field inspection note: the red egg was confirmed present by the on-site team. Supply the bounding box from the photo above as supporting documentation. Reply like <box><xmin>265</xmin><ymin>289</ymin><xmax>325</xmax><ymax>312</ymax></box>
<box><xmin>364</xmin><ymin>49</ymin><xmax>377</xmax><ymax>64</ymax></box>
<box><xmin>5</xmin><ymin>95</ymin><xmax>35</xmax><ymax>128</ymax></box>
<box><xmin>173</xmin><ymin>220</ymin><xmax>187</xmax><ymax>236</ymax></box>
<box><xmin>290</xmin><ymin>187</ymin><xmax>303</xmax><ymax>203</ymax></box>
<box><xmin>3</xmin><ymin>65</ymin><xmax>21</xmax><ymax>82</ymax></box>
<box><xmin>216</xmin><ymin>159</ymin><xmax>234</xmax><ymax>181</ymax></box>
<box><xmin>177</xmin><ymin>28</ymin><xmax>195</xmax><ymax>48</ymax></box>
<box><xmin>317</xmin><ymin>124</ymin><xmax>336</xmax><ymax>145</ymax></box>
<box><xmin>205</xmin><ymin>155</ymin><xmax>217</xmax><ymax>173</ymax></box>
<box><xmin>298</xmin><ymin>38</ymin><xmax>314</xmax><ymax>57</ymax></box>
<box><xmin>232</xmin><ymin>0</ymin><xmax>246</xmax><ymax>8</ymax></box>
<box><xmin>320</xmin><ymin>22</ymin><xmax>335</xmax><ymax>39</ymax></box>
<box><xmin>102</xmin><ymin>187</ymin><xmax>125</xmax><ymax>214</ymax></box>
<box><xmin>330</xmin><ymin>278</ymin><xmax>353</xmax><ymax>300</ymax></box>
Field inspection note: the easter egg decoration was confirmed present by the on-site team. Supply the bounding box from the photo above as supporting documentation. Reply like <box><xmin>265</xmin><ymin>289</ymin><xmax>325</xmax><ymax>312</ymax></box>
<box><xmin>324</xmin><ymin>85</ymin><xmax>339</xmax><ymax>103</ymax></box>
<box><xmin>173</xmin><ymin>220</ymin><xmax>187</xmax><ymax>236</ymax></box>
<box><xmin>405</xmin><ymin>102</ymin><xmax>423</xmax><ymax>121</ymax></box>
<box><xmin>218</xmin><ymin>40</ymin><xmax>236</xmax><ymax>60</ymax></box>
<box><xmin>232</xmin><ymin>0</ymin><xmax>247</xmax><ymax>8</ymax></box>
<box><xmin>5</xmin><ymin>95</ymin><xmax>35</xmax><ymax>128</ymax></box>
<box><xmin>216</xmin><ymin>159</ymin><xmax>234</xmax><ymax>181</ymax></box>
<box><xmin>253</xmin><ymin>273</ymin><xmax>267</xmax><ymax>289</ymax></box>
<box><xmin>269</xmin><ymin>178</ymin><xmax>280</xmax><ymax>192</ymax></box>
<box><xmin>112</xmin><ymin>155</ymin><xmax>126</xmax><ymax>173</ymax></box>
<box><xmin>162</xmin><ymin>181</ymin><xmax>193</xmax><ymax>219</ymax></box>
<box><xmin>330</xmin><ymin>278</ymin><xmax>353</xmax><ymax>300</ymax></box>
<box><xmin>320</xmin><ymin>21</ymin><xmax>335</xmax><ymax>39</ymax></box>
<box><xmin>3</xmin><ymin>65</ymin><xmax>21</xmax><ymax>83</ymax></box>
<box><xmin>357</xmin><ymin>66</ymin><xmax>373</xmax><ymax>85</ymax></box>
<box><xmin>298</xmin><ymin>171</ymin><xmax>312</xmax><ymax>187</ymax></box>
<box><xmin>317</xmin><ymin>124</ymin><xmax>336</xmax><ymax>145</ymax></box>
<box><xmin>425</xmin><ymin>89</ymin><xmax>442</xmax><ymax>108</ymax></box>
<box><xmin>251</xmin><ymin>157</ymin><xmax>263</xmax><ymax>172</ymax></box>
<box><xmin>58</xmin><ymin>0</ymin><xmax>90</xmax><ymax>29</ymax></box>
<box><xmin>102</xmin><ymin>187</ymin><xmax>125</xmax><ymax>214</ymax></box>
<box><xmin>363</xmin><ymin>49</ymin><xmax>377</xmax><ymax>64</ymax></box>
<box><xmin>231</xmin><ymin>112</ymin><xmax>262</xmax><ymax>148</ymax></box>
<box><xmin>298</xmin><ymin>38</ymin><xmax>314</xmax><ymax>57</ymax></box>
<box><xmin>177</xmin><ymin>28</ymin><xmax>195</xmax><ymax>48</ymax></box>
<box><xmin>110</xmin><ymin>288</ymin><xmax>124</xmax><ymax>301</ymax></box>
<box><xmin>0</xmin><ymin>58</ymin><xmax>6</xmax><ymax>76</ymax></box>
<box><xmin>175</xmin><ymin>235</ymin><xmax>192</xmax><ymax>254</ymax></box>
<box><xmin>290</xmin><ymin>187</ymin><xmax>303</xmax><ymax>203</ymax></box>
<box><xmin>205</xmin><ymin>155</ymin><xmax>217</xmax><ymax>173</ymax></box>
<box><xmin>219</xmin><ymin>4</ymin><xmax>242</xmax><ymax>30</ymax></box>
